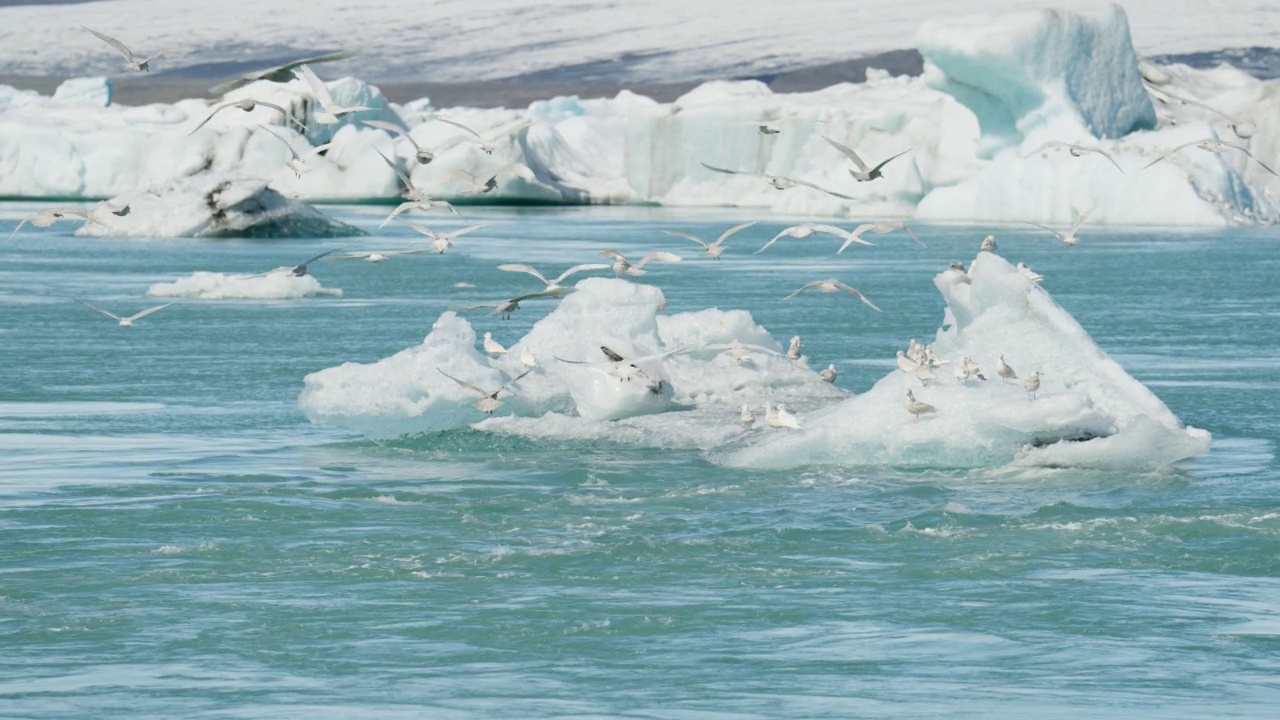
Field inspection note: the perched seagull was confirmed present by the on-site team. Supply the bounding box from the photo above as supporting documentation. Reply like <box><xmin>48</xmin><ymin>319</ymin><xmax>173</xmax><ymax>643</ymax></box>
<box><xmin>783</xmin><ymin>279</ymin><xmax>881</xmax><ymax>310</ymax></box>
<box><xmin>1017</xmin><ymin>262</ymin><xmax>1044</xmax><ymax>283</ymax></box>
<box><xmin>82</xmin><ymin>27</ymin><xmax>152</xmax><ymax>72</ymax></box>
<box><xmin>1025</xmin><ymin>208</ymin><xmax>1092</xmax><ymax>246</ymax></box>
<box><xmin>362</xmin><ymin>119</ymin><xmax>435</xmax><ymax>164</ymax></box>
<box><xmin>209</xmin><ymin>50</ymin><xmax>354</xmax><ymax>95</ymax></box>
<box><xmin>740</xmin><ymin>403</ymin><xmax>755</xmax><ymax>429</ymax></box>
<box><xmin>189</xmin><ymin>99</ymin><xmax>305</xmax><ymax>136</ymax></box>
<box><xmin>519</xmin><ymin>345</ymin><xmax>539</xmax><ymax>369</ymax></box>
<box><xmin>756</xmin><ymin>223</ymin><xmax>873</xmax><ymax>254</ymax></box>
<box><xmin>663</xmin><ymin>221</ymin><xmax>756</xmax><ymax>260</ymax></box>
<box><xmin>787</xmin><ymin>335</ymin><xmax>803</xmax><ymax>361</ymax></box>
<box><xmin>295</xmin><ymin>64</ymin><xmax>371</xmax><ymax>123</ymax></box>
<box><xmin>328</xmin><ymin>248</ymin><xmax>429</xmax><ymax>263</ymax></box>
<box><xmin>820</xmin><ymin>364</ymin><xmax>838</xmax><ymax>383</ymax></box>
<box><xmin>8</xmin><ymin>206</ymin><xmax>106</xmax><ymax>240</ymax></box>
<box><xmin>497</xmin><ymin>262</ymin><xmax>611</xmax><ymax>292</ymax></box>
<box><xmin>482</xmin><ymin>332</ymin><xmax>508</xmax><ymax>356</ymax></box>
<box><xmin>821</xmin><ymin>136</ymin><xmax>911</xmax><ymax>182</ymax></box>
<box><xmin>1023</xmin><ymin>370</ymin><xmax>1043</xmax><ymax>399</ymax></box>
<box><xmin>915</xmin><ymin>363</ymin><xmax>936</xmax><ymax>387</ymax></box>
<box><xmin>434</xmin><ymin>116</ymin><xmax>531</xmax><ymax>155</ymax></box>
<box><xmin>996</xmin><ymin>354</ymin><xmax>1018</xmax><ymax>383</ymax></box>
<box><xmin>905</xmin><ymin>390</ymin><xmax>937</xmax><ymax>422</ymax></box>
<box><xmin>699</xmin><ymin>162</ymin><xmax>854</xmax><ymax>199</ymax></box>
<box><xmin>437</xmin><ymin>367</ymin><xmax>533</xmax><ymax>414</ymax></box>
<box><xmin>980</xmin><ymin>235</ymin><xmax>998</xmax><ymax>253</ymax></box>
<box><xmin>401</xmin><ymin>222</ymin><xmax>485</xmax><ymax>254</ymax></box>
<box><xmin>1021</xmin><ymin>140</ymin><xmax>1124</xmax><ymax>173</ymax></box>
<box><xmin>774</xmin><ymin>403</ymin><xmax>802</xmax><ymax>429</ymax></box>
<box><xmin>896</xmin><ymin>351</ymin><xmax>917</xmax><ymax>374</ymax></box>
<box><xmin>77</xmin><ymin>300</ymin><xmax>172</xmax><ymax>328</ymax></box>
<box><xmin>1142</xmin><ymin>138</ymin><xmax>1278</xmax><ymax>176</ymax></box>
<box><xmin>454</xmin><ymin>290</ymin><xmax>561</xmax><ymax>319</ymax></box>
<box><xmin>599</xmin><ymin>250</ymin><xmax>683</xmax><ymax>277</ymax></box>
<box><xmin>955</xmin><ymin>356</ymin><xmax>987</xmax><ymax>382</ymax></box>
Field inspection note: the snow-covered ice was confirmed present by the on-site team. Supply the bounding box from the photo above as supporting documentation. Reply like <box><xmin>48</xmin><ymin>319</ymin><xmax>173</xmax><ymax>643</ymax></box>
<box><xmin>147</xmin><ymin>271</ymin><xmax>342</xmax><ymax>300</ymax></box>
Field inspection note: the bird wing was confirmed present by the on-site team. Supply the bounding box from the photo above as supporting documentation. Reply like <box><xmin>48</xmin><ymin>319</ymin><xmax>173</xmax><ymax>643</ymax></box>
<box><xmin>294</xmin><ymin>248</ymin><xmax>342</xmax><ymax>269</ymax></box>
<box><xmin>662</xmin><ymin>230</ymin><xmax>708</xmax><ymax>249</ymax></box>
<box><xmin>598</xmin><ymin>249</ymin><xmax>625</xmax><ymax>260</ymax></box>
<box><xmin>699</xmin><ymin>162</ymin><xmax>755</xmax><ymax>177</ymax></box>
<box><xmin>373</xmin><ymin>148</ymin><xmax>414</xmax><ymax>188</ymax></box>
<box><xmin>437</xmin><ymin>368</ymin><xmax>489</xmax><ymax>397</ymax></box>
<box><xmin>1070</xmin><ymin>206</ymin><xmax>1095</xmax><ymax>233</ymax></box>
<box><xmin>451</xmin><ymin>301</ymin><xmax>500</xmax><ymax>313</ymax></box>
<box><xmin>834</xmin><ymin>282</ymin><xmax>882</xmax><ymax>311</ymax></box>
<box><xmin>635</xmin><ymin>251</ymin><xmax>683</xmax><ymax>269</ymax></box>
<box><xmin>77</xmin><ymin>299</ymin><xmax>122</xmax><ymax>321</ymax></box>
<box><xmin>399</xmin><ymin>220</ymin><xmax>435</xmax><ymax>238</ymax></box>
<box><xmin>786</xmin><ymin>177</ymin><xmax>855</xmax><ymax>199</ymax></box>
<box><xmin>259</xmin><ymin>126</ymin><xmax>302</xmax><ymax>161</ymax></box>
<box><xmin>188</xmin><ymin>104</ymin><xmax>233</xmax><ymax>136</ymax></box>
<box><xmin>1229</xmin><ymin>144</ymin><xmax>1280</xmax><ymax>176</ymax></box>
<box><xmin>714</xmin><ymin>221</ymin><xmax>757</xmax><ymax>246</ymax></box>
<box><xmin>1141</xmin><ymin>140</ymin><xmax>1201</xmax><ymax>170</ymax></box>
<box><xmin>208</xmin><ymin>50</ymin><xmax>355</xmax><ymax>95</ymax></box>
<box><xmin>361</xmin><ymin>119</ymin><xmax>405</xmax><ymax>137</ymax></box>
<box><xmin>1023</xmin><ymin>221</ymin><xmax>1064</xmax><ymax>240</ymax></box>
<box><xmin>783</xmin><ymin>281</ymin><xmax>820</xmax><ymax>300</ymax></box>
<box><xmin>253</xmin><ymin>101</ymin><xmax>305</xmax><ymax>130</ymax></box>
<box><xmin>549</xmin><ymin>263</ymin><xmax>610</xmax><ymax>285</ymax></box>
<box><xmin>868</xmin><ymin>149</ymin><xmax>911</xmax><ymax>176</ymax></box>
<box><xmin>1081</xmin><ymin>146</ymin><xmax>1125</xmax><ymax>173</ymax></box>
<box><xmin>125</xmin><ymin>303</ymin><xmax>174</xmax><ymax>322</ymax></box>
<box><xmin>83</xmin><ymin>27</ymin><xmax>135</xmax><ymax>61</ymax></box>
<box><xmin>496</xmin><ymin>264</ymin><xmax>550</xmax><ymax>286</ymax></box>
<box><xmin>755</xmin><ymin>228</ymin><xmax>793</xmax><ymax>254</ymax></box>
<box><xmin>444</xmin><ymin>224</ymin><xmax>486</xmax><ymax>240</ymax></box>
<box><xmin>899</xmin><ymin>223</ymin><xmax>926</xmax><ymax>246</ymax></box>
<box><xmin>1020</xmin><ymin>140</ymin><xmax>1066</xmax><ymax>158</ymax></box>
<box><xmin>804</xmin><ymin>224</ymin><xmax>852</xmax><ymax>239</ymax></box>
<box><xmin>497</xmin><ymin>368</ymin><xmax>535</xmax><ymax>396</ymax></box>
<box><xmin>821</xmin><ymin>135</ymin><xmax>870</xmax><ymax>173</ymax></box>
<box><xmin>434</xmin><ymin>116</ymin><xmax>483</xmax><ymax>139</ymax></box>
<box><xmin>329</xmin><ymin>252</ymin><xmax>372</xmax><ymax>261</ymax></box>
<box><xmin>6</xmin><ymin>217</ymin><xmax>31</xmax><ymax>241</ymax></box>
<box><xmin>295</xmin><ymin>65</ymin><xmax>336</xmax><ymax>108</ymax></box>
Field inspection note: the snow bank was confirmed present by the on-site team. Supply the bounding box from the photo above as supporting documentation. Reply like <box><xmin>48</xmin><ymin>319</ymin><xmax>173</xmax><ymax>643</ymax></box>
<box><xmin>76</xmin><ymin>174</ymin><xmax>365</xmax><ymax>238</ymax></box>
<box><xmin>720</xmin><ymin>251</ymin><xmax>1211</xmax><ymax>470</ymax></box>
<box><xmin>2</xmin><ymin>3</ymin><xmax>1279</xmax><ymax>226</ymax></box>
<box><xmin>147</xmin><ymin>271</ymin><xmax>342</xmax><ymax>300</ymax></box>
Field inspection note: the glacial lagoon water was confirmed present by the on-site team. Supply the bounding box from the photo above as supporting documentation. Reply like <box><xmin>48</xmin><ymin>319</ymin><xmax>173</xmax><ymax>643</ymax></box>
<box><xmin>2</xmin><ymin>203</ymin><xmax>1278</xmax><ymax>717</ymax></box>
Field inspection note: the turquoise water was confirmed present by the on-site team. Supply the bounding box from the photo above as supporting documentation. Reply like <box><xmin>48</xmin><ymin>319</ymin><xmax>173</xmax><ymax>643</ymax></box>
<box><xmin>2</xmin><ymin>204</ymin><xmax>1278</xmax><ymax>718</ymax></box>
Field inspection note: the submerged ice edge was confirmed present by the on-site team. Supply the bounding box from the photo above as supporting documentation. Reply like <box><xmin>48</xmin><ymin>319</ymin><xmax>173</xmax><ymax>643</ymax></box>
<box><xmin>1</xmin><ymin>3</ymin><xmax>1278</xmax><ymax>229</ymax></box>
<box><xmin>298</xmin><ymin>251</ymin><xmax>1210</xmax><ymax>472</ymax></box>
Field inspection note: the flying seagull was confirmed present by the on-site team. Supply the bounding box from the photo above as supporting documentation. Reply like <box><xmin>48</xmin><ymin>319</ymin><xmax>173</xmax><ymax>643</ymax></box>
<box><xmin>821</xmin><ymin>136</ymin><xmax>911</xmax><ymax>182</ymax></box>
<box><xmin>77</xmin><ymin>300</ymin><xmax>172</xmax><ymax>327</ymax></box>
<box><xmin>599</xmin><ymin>250</ymin><xmax>683</xmax><ymax>277</ymax></box>
<box><xmin>249</xmin><ymin>248</ymin><xmax>341</xmax><ymax>278</ymax></box>
<box><xmin>1021</xmin><ymin>140</ymin><xmax>1124</xmax><ymax>172</ymax></box>
<box><xmin>8</xmin><ymin>207</ymin><xmax>107</xmax><ymax>240</ymax></box>
<box><xmin>400</xmin><ymin>222</ymin><xmax>486</xmax><ymax>254</ymax></box>
<box><xmin>362</xmin><ymin>119</ymin><xmax>435</xmax><ymax>164</ymax></box>
<box><xmin>1025</xmin><ymin>207</ymin><xmax>1093</xmax><ymax>246</ymax></box>
<box><xmin>189</xmin><ymin>99</ymin><xmax>306</xmax><ymax>136</ymax></box>
<box><xmin>434</xmin><ymin>117</ymin><xmax>532</xmax><ymax>155</ymax></box>
<box><xmin>783</xmin><ymin>279</ymin><xmax>881</xmax><ymax>310</ymax></box>
<box><xmin>756</xmin><ymin>223</ymin><xmax>874</xmax><ymax>254</ymax></box>
<box><xmin>294</xmin><ymin>64</ymin><xmax>371</xmax><ymax>123</ymax></box>
<box><xmin>453</xmin><ymin>290</ymin><xmax>563</xmax><ymax>319</ymax></box>
<box><xmin>209</xmin><ymin>50</ymin><xmax>354</xmax><ymax>96</ymax></box>
<box><xmin>437</xmin><ymin>367</ymin><xmax>533</xmax><ymax>414</ymax></box>
<box><xmin>699</xmin><ymin>162</ymin><xmax>855</xmax><ymax>199</ymax></box>
<box><xmin>496</xmin><ymin>262</ymin><xmax>611</xmax><ymax>292</ymax></box>
<box><xmin>82</xmin><ymin>27</ymin><xmax>152</xmax><ymax>72</ymax></box>
<box><xmin>1142</xmin><ymin>138</ymin><xmax>1278</xmax><ymax>176</ymax></box>
<box><xmin>662</xmin><ymin>221</ymin><xmax>756</xmax><ymax>260</ymax></box>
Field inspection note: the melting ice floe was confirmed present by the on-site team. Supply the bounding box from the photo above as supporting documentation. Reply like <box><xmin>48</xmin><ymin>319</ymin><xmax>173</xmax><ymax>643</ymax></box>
<box><xmin>2</xmin><ymin>2</ymin><xmax>1279</xmax><ymax>227</ymax></box>
<box><xmin>299</xmin><ymin>261</ymin><xmax>1210</xmax><ymax>471</ymax></box>
<box><xmin>147</xmin><ymin>271</ymin><xmax>341</xmax><ymax>300</ymax></box>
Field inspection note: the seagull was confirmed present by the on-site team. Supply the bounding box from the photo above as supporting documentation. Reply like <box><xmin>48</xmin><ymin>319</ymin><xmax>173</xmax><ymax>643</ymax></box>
<box><xmin>295</xmin><ymin>65</ymin><xmax>370</xmax><ymax>124</ymax></box>
<box><xmin>482</xmin><ymin>332</ymin><xmax>507</xmax><ymax>356</ymax></box>
<box><xmin>787</xmin><ymin>336</ymin><xmax>803</xmax><ymax>361</ymax></box>
<box><xmin>915</xmin><ymin>363</ymin><xmax>936</xmax><ymax>386</ymax></box>
<box><xmin>437</xmin><ymin>367</ymin><xmax>533</xmax><ymax>414</ymax></box>
<box><xmin>82</xmin><ymin>27</ymin><xmax>152</xmax><ymax>72</ymax></box>
<box><xmin>373</xmin><ymin>149</ymin><xmax>431</xmax><ymax>203</ymax></box>
<box><xmin>261</xmin><ymin>127</ymin><xmax>332</xmax><ymax>176</ymax></box>
<box><xmin>598</xmin><ymin>250</ymin><xmax>683</xmax><ymax>277</ymax></box>
<box><xmin>844</xmin><ymin>221</ymin><xmax>925</xmax><ymax>249</ymax></box>
<box><xmin>662</xmin><ymin>221</ymin><xmax>756</xmax><ymax>259</ymax></box>
<box><xmin>77</xmin><ymin>300</ymin><xmax>172</xmax><ymax>328</ymax></box>
<box><xmin>189</xmin><ymin>99</ymin><xmax>305</xmax><ymax>136</ymax></box>
<box><xmin>996</xmin><ymin>354</ymin><xmax>1018</xmax><ymax>383</ymax></box>
<box><xmin>896</xmin><ymin>350</ymin><xmax>917</xmax><ymax>373</ymax></box>
<box><xmin>699</xmin><ymin>163</ymin><xmax>855</xmax><ymax>199</ymax></box>
<box><xmin>1142</xmin><ymin>138</ymin><xmax>1278</xmax><ymax>176</ymax></box>
<box><xmin>519</xmin><ymin>346</ymin><xmax>539</xmax><ymax>369</ymax></box>
<box><xmin>7</xmin><ymin>207</ymin><xmax>106</xmax><ymax>240</ymax></box>
<box><xmin>434</xmin><ymin>116</ymin><xmax>531</xmax><ymax>155</ymax></box>
<box><xmin>434</xmin><ymin>164</ymin><xmax>531</xmax><ymax>197</ymax></box>
<box><xmin>1025</xmin><ymin>208</ymin><xmax>1092</xmax><ymax>246</ymax></box>
<box><xmin>756</xmin><ymin>223</ymin><xmax>873</xmax><ymax>254</ymax></box>
<box><xmin>209</xmin><ymin>50</ymin><xmax>354</xmax><ymax>95</ymax></box>
<box><xmin>497</xmin><ymin>262</ymin><xmax>611</xmax><ymax>292</ymax></box>
<box><xmin>454</xmin><ymin>290</ymin><xmax>561</xmax><ymax>319</ymax></box>
<box><xmin>774</xmin><ymin>403</ymin><xmax>802</xmax><ymax>430</ymax></box>
<box><xmin>1021</xmin><ymin>140</ymin><xmax>1124</xmax><ymax>172</ymax></box>
<box><xmin>362</xmin><ymin>119</ymin><xmax>434</xmax><ymax>164</ymax></box>
<box><xmin>757</xmin><ymin>123</ymin><xmax>781</xmax><ymax>135</ymax></box>
<box><xmin>1023</xmin><ymin>370</ymin><xmax>1043</xmax><ymax>399</ymax></box>
<box><xmin>905</xmin><ymin>390</ymin><xmax>936</xmax><ymax>422</ymax></box>
<box><xmin>783</xmin><ymin>279</ymin><xmax>881</xmax><ymax>310</ymax></box>
<box><xmin>955</xmin><ymin>356</ymin><xmax>987</xmax><ymax>382</ymax></box>
<box><xmin>401</xmin><ymin>222</ymin><xmax>485</xmax><ymax>254</ymax></box>
<box><xmin>1017</xmin><ymin>262</ymin><xmax>1044</xmax><ymax>283</ymax></box>
<box><xmin>328</xmin><ymin>248</ymin><xmax>429</xmax><ymax>263</ymax></box>
<box><xmin>740</xmin><ymin>403</ymin><xmax>755</xmax><ymax>429</ymax></box>
<box><xmin>980</xmin><ymin>235</ymin><xmax>997</xmax><ymax>253</ymax></box>
<box><xmin>1145</xmin><ymin>84</ymin><xmax>1255</xmax><ymax>138</ymax></box>
<box><xmin>251</xmin><ymin>248</ymin><xmax>342</xmax><ymax>278</ymax></box>
<box><xmin>820</xmin><ymin>364</ymin><xmax>837</xmax><ymax>383</ymax></box>
<box><xmin>821</xmin><ymin>136</ymin><xmax>911</xmax><ymax>182</ymax></box>
<box><xmin>380</xmin><ymin>198</ymin><xmax>461</xmax><ymax>228</ymax></box>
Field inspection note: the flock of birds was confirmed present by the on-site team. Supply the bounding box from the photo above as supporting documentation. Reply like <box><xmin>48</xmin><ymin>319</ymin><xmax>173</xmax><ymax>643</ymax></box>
<box><xmin>5</xmin><ymin>25</ymin><xmax>1246</xmax><ymax>428</ymax></box>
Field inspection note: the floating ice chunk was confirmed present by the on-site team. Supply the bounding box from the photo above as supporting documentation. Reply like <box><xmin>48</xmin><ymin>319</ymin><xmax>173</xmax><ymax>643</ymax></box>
<box><xmin>52</xmin><ymin>77</ymin><xmax>111</xmax><ymax>107</ymax></box>
<box><xmin>76</xmin><ymin>173</ymin><xmax>366</xmax><ymax>238</ymax></box>
<box><xmin>720</xmin><ymin>251</ymin><xmax>1210</xmax><ymax>470</ymax></box>
<box><xmin>147</xmin><ymin>271</ymin><xmax>341</xmax><ymax>300</ymax></box>
<box><xmin>916</xmin><ymin>1</ymin><xmax>1156</xmax><ymax>151</ymax></box>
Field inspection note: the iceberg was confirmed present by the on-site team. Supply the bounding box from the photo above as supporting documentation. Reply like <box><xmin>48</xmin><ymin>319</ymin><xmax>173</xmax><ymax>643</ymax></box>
<box><xmin>75</xmin><ymin>174</ymin><xmax>366</xmax><ymax>238</ymax></box>
<box><xmin>147</xmin><ymin>271</ymin><xmax>342</xmax><ymax>300</ymax></box>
